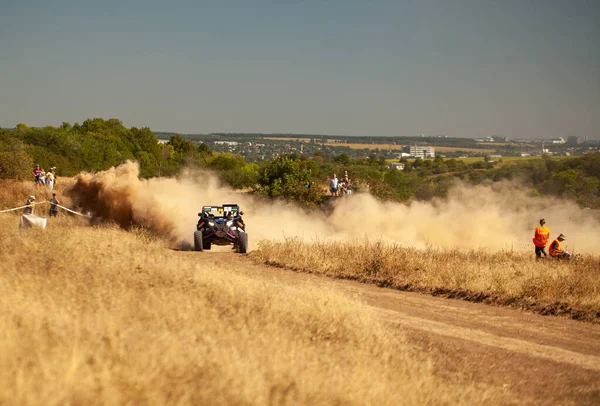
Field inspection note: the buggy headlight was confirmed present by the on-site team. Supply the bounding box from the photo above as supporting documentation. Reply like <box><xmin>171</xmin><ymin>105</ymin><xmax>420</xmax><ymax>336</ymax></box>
<box><xmin>208</xmin><ymin>221</ymin><xmax>215</xmax><ymax>227</ymax></box>
<box><xmin>226</xmin><ymin>220</ymin><xmax>233</xmax><ymax>227</ymax></box>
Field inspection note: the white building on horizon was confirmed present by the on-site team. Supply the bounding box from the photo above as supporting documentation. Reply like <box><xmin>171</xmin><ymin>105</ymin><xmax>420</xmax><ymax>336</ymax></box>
<box><xmin>214</xmin><ymin>141</ymin><xmax>239</xmax><ymax>146</ymax></box>
<box><xmin>409</xmin><ymin>145</ymin><xmax>435</xmax><ymax>159</ymax></box>
<box><xmin>388</xmin><ymin>162</ymin><xmax>405</xmax><ymax>170</ymax></box>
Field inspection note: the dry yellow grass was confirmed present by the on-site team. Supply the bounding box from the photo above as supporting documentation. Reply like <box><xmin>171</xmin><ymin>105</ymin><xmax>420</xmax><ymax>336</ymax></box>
<box><xmin>263</xmin><ymin>138</ymin><xmax>406</xmax><ymax>150</ymax></box>
<box><xmin>0</xmin><ymin>177</ymin><xmax>74</xmax><ymax>212</ymax></box>
<box><xmin>0</xmin><ymin>209</ymin><xmax>504</xmax><ymax>404</ymax></box>
<box><xmin>253</xmin><ymin>239</ymin><xmax>600</xmax><ymax>320</ymax></box>
<box><xmin>262</xmin><ymin>138</ymin><xmax>495</xmax><ymax>153</ymax></box>
<box><xmin>263</xmin><ymin>137</ymin><xmax>313</xmax><ymax>143</ymax></box>
<box><xmin>327</xmin><ymin>143</ymin><xmax>404</xmax><ymax>150</ymax></box>
<box><xmin>434</xmin><ymin>146</ymin><xmax>495</xmax><ymax>153</ymax></box>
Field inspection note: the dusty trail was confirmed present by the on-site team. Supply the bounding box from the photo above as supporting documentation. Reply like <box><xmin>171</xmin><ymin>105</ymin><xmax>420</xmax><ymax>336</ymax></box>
<box><xmin>182</xmin><ymin>250</ymin><xmax>600</xmax><ymax>404</ymax></box>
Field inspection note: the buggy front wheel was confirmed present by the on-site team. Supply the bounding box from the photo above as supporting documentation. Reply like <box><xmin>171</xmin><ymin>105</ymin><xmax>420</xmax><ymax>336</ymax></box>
<box><xmin>237</xmin><ymin>231</ymin><xmax>248</xmax><ymax>254</ymax></box>
<box><xmin>194</xmin><ymin>231</ymin><xmax>204</xmax><ymax>252</ymax></box>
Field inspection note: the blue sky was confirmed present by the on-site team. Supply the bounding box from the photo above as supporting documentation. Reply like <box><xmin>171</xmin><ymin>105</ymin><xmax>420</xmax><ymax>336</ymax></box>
<box><xmin>1</xmin><ymin>0</ymin><xmax>598</xmax><ymax>138</ymax></box>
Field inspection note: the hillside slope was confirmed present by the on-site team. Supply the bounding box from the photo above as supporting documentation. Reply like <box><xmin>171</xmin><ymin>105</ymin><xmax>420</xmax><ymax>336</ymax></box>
<box><xmin>197</xmin><ymin>251</ymin><xmax>600</xmax><ymax>405</ymax></box>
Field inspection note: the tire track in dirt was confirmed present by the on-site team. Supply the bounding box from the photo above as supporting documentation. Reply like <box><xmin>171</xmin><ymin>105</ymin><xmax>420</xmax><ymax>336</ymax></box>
<box><xmin>183</xmin><ymin>251</ymin><xmax>600</xmax><ymax>404</ymax></box>
<box><xmin>375</xmin><ymin>308</ymin><xmax>600</xmax><ymax>371</ymax></box>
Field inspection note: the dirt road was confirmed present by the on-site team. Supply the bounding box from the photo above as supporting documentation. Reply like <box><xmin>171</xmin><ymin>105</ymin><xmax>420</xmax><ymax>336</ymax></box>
<box><xmin>185</xmin><ymin>251</ymin><xmax>600</xmax><ymax>404</ymax></box>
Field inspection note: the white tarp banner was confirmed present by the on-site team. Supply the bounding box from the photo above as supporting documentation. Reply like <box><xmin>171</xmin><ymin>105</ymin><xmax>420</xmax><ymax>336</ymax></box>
<box><xmin>20</xmin><ymin>214</ymin><xmax>47</xmax><ymax>229</ymax></box>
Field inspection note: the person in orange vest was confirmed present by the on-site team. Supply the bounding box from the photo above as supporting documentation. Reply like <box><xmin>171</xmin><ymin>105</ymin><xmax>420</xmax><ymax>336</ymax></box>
<box><xmin>533</xmin><ymin>218</ymin><xmax>550</xmax><ymax>258</ymax></box>
<box><xmin>549</xmin><ymin>234</ymin><xmax>570</xmax><ymax>259</ymax></box>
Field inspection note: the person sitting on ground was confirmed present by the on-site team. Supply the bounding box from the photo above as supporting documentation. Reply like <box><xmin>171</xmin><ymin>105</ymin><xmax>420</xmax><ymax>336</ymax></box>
<box><xmin>49</xmin><ymin>193</ymin><xmax>59</xmax><ymax>217</ymax></box>
<box><xmin>24</xmin><ymin>196</ymin><xmax>36</xmax><ymax>214</ymax></box>
<box><xmin>549</xmin><ymin>234</ymin><xmax>570</xmax><ymax>260</ymax></box>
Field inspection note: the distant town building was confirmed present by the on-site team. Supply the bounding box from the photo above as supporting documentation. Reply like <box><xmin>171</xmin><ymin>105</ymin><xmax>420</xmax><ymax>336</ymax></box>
<box><xmin>567</xmin><ymin>136</ymin><xmax>582</xmax><ymax>145</ymax></box>
<box><xmin>551</xmin><ymin>137</ymin><xmax>566</xmax><ymax>144</ymax></box>
<box><xmin>409</xmin><ymin>145</ymin><xmax>435</xmax><ymax>158</ymax></box>
<box><xmin>214</xmin><ymin>141</ymin><xmax>239</xmax><ymax>146</ymax></box>
<box><xmin>388</xmin><ymin>162</ymin><xmax>405</xmax><ymax>171</ymax></box>
<box><xmin>157</xmin><ymin>139</ymin><xmax>169</xmax><ymax>144</ymax></box>
<box><xmin>492</xmin><ymin>135</ymin><xmax>507</xmax><ymax>142</ymax></box>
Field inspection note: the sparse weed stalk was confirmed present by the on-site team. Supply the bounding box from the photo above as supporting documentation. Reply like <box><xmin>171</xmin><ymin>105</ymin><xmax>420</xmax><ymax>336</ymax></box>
<box><xmin>130</xmin><ymin>224</ymin><xmax>161</xmax><ymax>244</ymax></box>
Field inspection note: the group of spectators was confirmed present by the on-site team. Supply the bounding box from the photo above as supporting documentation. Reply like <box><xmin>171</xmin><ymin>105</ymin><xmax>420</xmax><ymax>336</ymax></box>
<box><xmin>32</xmin><ymin>164</ymin><xmax>57</xmax><ymax>190</ymax></box>
<box><xmin>328</xmin><ymin>172</ymin><xmax>353</xmax><ymax>196</ymax></box>
<box><xmin>25</xmin><ymin>164</ymin><xmax>60</xmax><ymax>217</ymax></box>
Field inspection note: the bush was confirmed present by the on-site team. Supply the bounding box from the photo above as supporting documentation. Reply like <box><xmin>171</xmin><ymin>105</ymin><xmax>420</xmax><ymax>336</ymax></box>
<box><xmin>0</xmin><ymin>139</ymin><xmax>34</xmax><ymax>180</ymax></box>
<box><xmin>255</xmin><ymin>157</ymin><xmax>324</xmax><ymax>207</ymax></box>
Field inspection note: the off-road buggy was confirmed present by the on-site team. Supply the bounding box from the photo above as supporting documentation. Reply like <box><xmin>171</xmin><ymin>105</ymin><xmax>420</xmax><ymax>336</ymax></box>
<box><xmin>194</xmin><ymin>204</ymin><xmax>248</xmax><ymax>253</ymax></box>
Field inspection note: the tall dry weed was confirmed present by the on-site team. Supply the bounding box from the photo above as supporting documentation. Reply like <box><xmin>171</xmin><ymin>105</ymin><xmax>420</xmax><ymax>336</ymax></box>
<box><xmin>253</xmin><ymin>239</ymin><xmax>600</xmax><ymax>320</ymax></box>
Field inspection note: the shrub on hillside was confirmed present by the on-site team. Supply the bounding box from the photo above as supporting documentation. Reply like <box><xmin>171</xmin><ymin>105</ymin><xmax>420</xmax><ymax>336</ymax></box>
<box><xmin>0</xmin><ymin>139</ymin><xmax>33</xmax><ymax>180</ymax></box>
<box><xmin>255</xmin><ymin>156</ymin><xmax>324</xmax><ymax>208</ymax></box>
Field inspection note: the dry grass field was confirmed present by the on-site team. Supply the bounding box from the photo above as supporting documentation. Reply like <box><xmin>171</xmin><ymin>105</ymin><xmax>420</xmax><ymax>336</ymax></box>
<box><xmin>0</xmin><ymin>177</ymin><xmax>75</xmax><ymax>212</ymax></box>
<box><xmin>7</xmin><ymin>175</ymin><xmax>600</xmax><ymax>403</ymax></box>
<box><xmin>0</xmin><ymin>182</ymin><xmax>503</xmax><ymax>404</ymax></box>
<box><xmin>322</xmin><ymin>144</ymin><xmax>495</xmax><ymax>153</ymax></box>
<box><xmin>253</xmin><ymin>239</ymin><xmax>600</xmax><ymax>322</ymax></box>
<box><xmin>322</xmin><ymin>142</ymin><xmax>404</xmax><ymax>150</ymax></box>
<box><xmin>262</xmin><ymin>137</ymin><xmax>495</xmax><ymax>153</ymax></box>
<box><xmin>263</xmin><ymin>137</ymin><xmax>313</xmax><ymax>143</ymax></box>
<box><xmin>433</xmin><ymin>146</ymin><xmax>495</xmax><ymax>153</ymax></box>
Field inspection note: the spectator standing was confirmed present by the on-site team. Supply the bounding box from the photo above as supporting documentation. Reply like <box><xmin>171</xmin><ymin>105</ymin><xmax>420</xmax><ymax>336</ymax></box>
<box><xmin>329</xmin><ymin>174</ymin><xmax>339</xmax><ymax>196</ymax></box>
<box><xmin>48</xmin><ymin>193</ymin><xmax>60</xmax><ymax>217</ymax></box>
<box><xmin>38</xmin><ymin>167</ymin><xmax>46</xmax><ymax>187</ymax></box>
<box><xmin>533</xmin><ymin>218</ymin><xmax>550</xmax><ymax>258</ymax></box>
<box><xmin>45</xmin><ymin>168</ymin><xmax>55</xmax><ymax>190</ymax></box>
<box><xmin>32</xmin><ymin>164</ymin><xmax>43</xmax><ymax>185</ymax></box>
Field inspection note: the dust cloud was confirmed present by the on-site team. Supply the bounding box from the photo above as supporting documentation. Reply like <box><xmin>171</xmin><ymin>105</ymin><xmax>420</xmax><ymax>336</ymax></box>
<box><xmin>68</xmin><ymin>161</ymin><xmax>600</xmax><ymax>254</ymax></box>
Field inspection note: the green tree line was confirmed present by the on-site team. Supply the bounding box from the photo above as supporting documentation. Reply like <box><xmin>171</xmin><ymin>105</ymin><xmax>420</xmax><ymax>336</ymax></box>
<box><xmin>2</xmin><ymin>119</ymin><xmax>600</xmax><ymax>209</ymax></box>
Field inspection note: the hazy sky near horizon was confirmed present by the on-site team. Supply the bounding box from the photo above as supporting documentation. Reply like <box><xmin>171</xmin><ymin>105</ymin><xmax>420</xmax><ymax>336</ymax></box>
<box><xmin>1</xmin><ymin>0</ymin><xmax>598</xmax><ymax>138</ymax></box>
